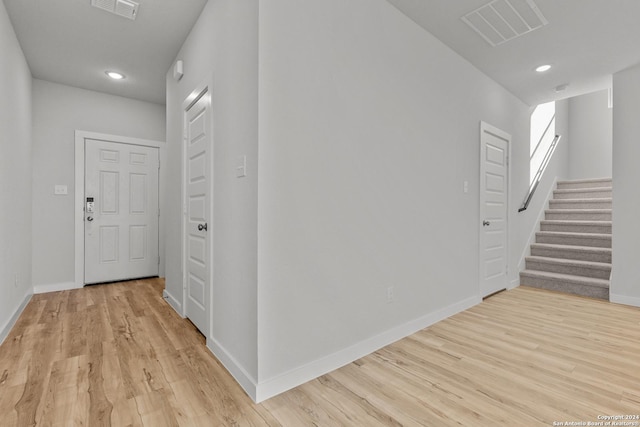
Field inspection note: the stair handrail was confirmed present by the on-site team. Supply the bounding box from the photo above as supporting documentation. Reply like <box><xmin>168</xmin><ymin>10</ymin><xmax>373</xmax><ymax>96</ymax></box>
<box><xmin>529</xmin><ymin>114</ymin><xmax>556</xmax><ymax>163</ymax></box>
<box><xmin>519</xmin><ymin>134</ymin><xmax>562</xmax><ymax>212</ymax></box>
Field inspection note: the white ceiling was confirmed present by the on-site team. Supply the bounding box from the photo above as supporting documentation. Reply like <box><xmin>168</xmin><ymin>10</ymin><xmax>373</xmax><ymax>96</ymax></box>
<box><xmin>386</xmin><ymin>0</ymin><xmax>640</xmax><ymax>105</ymax></box>
<box><xmin>3</xmin><ymin>0</ymin><xmax>207</xmax><ymax>105</ymax></box>
<box><xmin>4</xmin><ymin>1</ymin><xmax>640</xmax><ymax>107</ymax></box>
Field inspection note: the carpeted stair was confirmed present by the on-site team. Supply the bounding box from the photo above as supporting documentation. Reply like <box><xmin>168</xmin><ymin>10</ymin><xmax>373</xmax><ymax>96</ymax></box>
<box><xmin>520</xmin><ymin>178</ymin><xmax>612</xmax><ymax>300</ymax></box>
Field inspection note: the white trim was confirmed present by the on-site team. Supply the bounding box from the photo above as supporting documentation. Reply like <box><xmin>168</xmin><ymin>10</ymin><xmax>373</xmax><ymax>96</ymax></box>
<box><xmin>74</xmin><ymin>130</ymin><xmax>165</xmax><ymax>288</ymax></box>
<box><xmin>162</xmin><ymin>289</ymin><xmax>184</xmax><ymax>316</ymax></box>
<box><xmin>479</xmin><ymin>121</ymin><xmax>511</xmax><ymax>297</ymax></box>
<box><xmin>515</xmin><ymin>176</ymin><xmax>558</xmax><ymax>280</ymax></box>
<box><xmin>610</xmin><ymin>293</ymin><xmax>640</xmax><ymax>308</ymax></box>
<box><xmin>181</xmin><ymin>78</ymin><xmax>214</xmax><ymax>328</ymax></box>
<box><xmin>0</xmin><ymin>291</ymin><xmax>32</xmax><ymax>345</ymax></box>
<box><xmin>33</xmin><ymin>281</ymin><xmax>82</xmax><ymax>294</ymax></box>
<box><xmin>207</xmin><ymin>338</ymin><xmax>258</xmax><ymax>402</ymax></box>
<box><xmin>253</xmin><ymin>295</ymin><xmax>481</xmax><ymax>403</ymax></box>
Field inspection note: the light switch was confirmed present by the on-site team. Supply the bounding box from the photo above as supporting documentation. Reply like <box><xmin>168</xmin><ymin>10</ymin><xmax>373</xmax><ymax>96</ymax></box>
<box><xmin>54</xmin><ymin>185</ymin><xmax>68</xmax><ymax>195</ymax></box>
<box><xmin>236</xmin><ymin>155</ymin><xmax>247</xmax><ymax>178</ymax></box>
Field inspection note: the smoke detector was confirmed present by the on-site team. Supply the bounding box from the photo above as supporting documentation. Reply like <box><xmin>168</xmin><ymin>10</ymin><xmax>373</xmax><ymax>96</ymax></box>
<box><xmin>91</xmin><ymin>0</ymin><xmax>139</xmax><ymax>20</ymax></box>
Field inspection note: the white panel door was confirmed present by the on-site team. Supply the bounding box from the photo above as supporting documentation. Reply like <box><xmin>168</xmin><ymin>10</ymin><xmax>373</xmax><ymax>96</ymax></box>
<box><xmin>184</xmin><ymin>90</ymin><xmax>211</xmax><ymax>336</ymax></box>
<box><xmin>85</xmin><ymin>139</ymin><xmax>159</xmax><ymax>284</ymax></box>
<box><xmin>480</xmin><ymin>122</ymin><xmax>510</xmax><ymax>297</ymax></box>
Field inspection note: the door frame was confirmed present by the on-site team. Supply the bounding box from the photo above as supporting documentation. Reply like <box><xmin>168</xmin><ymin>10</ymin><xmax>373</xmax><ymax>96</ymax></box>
<box><xmin>74</xmin><ymin>131</ymin><xmax>164</xmax><ymax>288</ymax></box>
<box><xmin>181</xmin><ymin>80</ymin><xmax>214</xmax><ymax>333</ymax></box>
<box><xmin>478</xmin><ymin>121</ymin><xmax>511</xmax><ymax>297</ymax></box>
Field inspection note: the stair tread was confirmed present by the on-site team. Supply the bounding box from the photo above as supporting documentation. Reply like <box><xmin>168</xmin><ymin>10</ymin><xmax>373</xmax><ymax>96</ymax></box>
<box><xmin>551</xmin><ymin>198</ymin><xmax>612</xmax><ymax>202</ymax></box>
<box><xmin>540</xmin><ymin>220</ymin><xmax>612</xmax><ymax>225</ymax></box>
<box><xmin>557</xmin><ymin>178</ymin><xmax>612</xmax><ymax>184</ymax></box>
<box><xmin>555</xmin><ymin>188</ymin><xmax>612</xmax><ymax>193</ymax></box>
<box><xmin>536</xmin><ymin>231</ymin><xmax>611</xmax><ymax>238</ymax></box>
<box><xmin>525</xmin><ymin>256</ymin><xmax>611</xmax><ymax>269</ymax></box>
<box><xmin>549</xmin><ymin>197</ymin><xmax>613</xmax><ymax>204</ymax></box>
<box><xmin>553</xmin><ymin>197</ymin><xmax>611</xmax><ymax>202</ymax></box>
<box><xmin>546</xmin><ymin>208</ymin><xmax>612</xmax><ymax>212</ymax></box>
<box><xmin>520</xmin><ymin>269</ymin><xmax>609</xmax><ymax>287</ymax></box>
<box><xmin>531</xmin><ymin>243</ymin><xmax>612</xmax><ymax>253</ymax></box>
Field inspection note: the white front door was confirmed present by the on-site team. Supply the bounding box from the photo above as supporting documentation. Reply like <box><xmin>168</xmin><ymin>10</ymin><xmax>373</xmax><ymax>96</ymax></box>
<box><xmin>184</xmin><ymin>89</ymin><xmax>211</xmax><ymax>335</ymax></box>
<box><xmin>84</xmin><ymin>139</ymin><xmax>159</xmax><ymax>284</ymax></box>
<box><xmin>479</xmin><ymin>122</ymin><xmax>510</xmax><ymax>297</ymax></box>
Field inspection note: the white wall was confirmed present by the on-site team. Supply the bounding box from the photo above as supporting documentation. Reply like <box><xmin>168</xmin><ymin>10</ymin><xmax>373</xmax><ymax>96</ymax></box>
<box><xmin>611</xmin><ymin>63</ymin><xmax>640</xmax><ymax>306</ymax></box>
<box><xmin>513</xmin><ymin>99</ymin><xmax>570</xmax><ymax>279</ymax></box>
<box><xmin>164</xmin><ymin>0</ymin><xmax>259</xmax><ymax>381</ymax></box>
<box><xmin>0</xmin><ymin>1</ymin><xmax>33</xmax><ymax>342</ymax></box>
<box><xmin>568</xmin><ymin>89</ymin><xmax>612</xmax><ymax>180</ymax></box>
<box><xmin>31</xmin><ymin>80</ymin><xmax>166</xmax><ymax>289</ymax></box>
<box><xmin>257</xmin><ymin>0</ymin><xmax>532</xmax><ymax>392</ymax></box>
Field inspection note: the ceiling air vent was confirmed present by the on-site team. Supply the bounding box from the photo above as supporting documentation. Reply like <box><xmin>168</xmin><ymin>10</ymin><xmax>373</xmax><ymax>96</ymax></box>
<box><xmin>461</xmin><ymin>0</ymin><xmax>548</xmax><ymax>47</ymax></box>
<box><xmin>91</xmin><ymin>0</ymin><xmax>139</xmax><ymax>20</ymax></box>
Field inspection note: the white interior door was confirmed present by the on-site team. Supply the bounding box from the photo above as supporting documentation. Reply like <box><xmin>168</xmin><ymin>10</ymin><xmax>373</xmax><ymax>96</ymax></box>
<box><xmin>480</xmin><ymin>122</ymin><xmax>510</xmax><ymax>297</ymax></box>
<box><xmin>184</xmin><ymin>89</ymin><xmax>211</xmax><ymax>335</ymax></box>
<box><xmin>85</xmin><ymin>139</ymin><xmax>159</xmax><ymax>284</ymax></box>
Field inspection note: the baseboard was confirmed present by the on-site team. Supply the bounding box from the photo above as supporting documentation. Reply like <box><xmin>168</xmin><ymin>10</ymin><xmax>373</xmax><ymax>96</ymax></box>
<box><xmin>253</xmin><ymin>295</ymin><xmax>481</xmax><ymax>403</ymax></box>
<box><xmin>33</xmin><ymin>281</ymin><xmax>82</xmax><ymax>294</ymax></box>
<box><xmin>508</xmin><ymin>278</ymin><xmax>520</xmax><ymax>290</ymax></box>
<box><xmin>162</xmin><ymin>289</ymin><xmax>183</xmax><ymax>316</ymax></box>
<box><xmin>206</xmin><ymin>338</ymin><xmax>258</xmax><ymax>401</ymax></box>
<box><xmin>0</xmin><ymin>290</ymin><xmax>32</xmax><ymax>345</ymax></box>
<box><xmin>610</xmin><ymin>293</ymin><xmax>640</xmax><ymax>308</ymax></box>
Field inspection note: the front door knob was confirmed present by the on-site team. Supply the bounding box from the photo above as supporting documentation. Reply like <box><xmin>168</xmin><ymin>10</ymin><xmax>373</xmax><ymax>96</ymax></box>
<box><xmin>483</xmin><ymin>220</ymin><xmax>490</xmax><ymax>227</ymax></box>
<box><xmin>198</xmin><ymin>223</ymin><xmax>208</xmax><ymax>231</ymax></box>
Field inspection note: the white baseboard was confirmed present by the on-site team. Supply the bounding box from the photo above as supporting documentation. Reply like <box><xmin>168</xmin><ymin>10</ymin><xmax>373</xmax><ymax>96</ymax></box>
<box><xmin>206</xmin><ymin>338</ymin><xmax>258</xmax><ymax>402</ymax></box>
<box><xmin>0</xmin><ymin>291</ymin><xmax>32</xmax><ymax>345</ymax></box>
<box><xmin>162</xmin><ymin>289</ymin><xmax>183</xmax><ymax>316</ymax></box>
<box><xmin>33</xmin><ymin>281</ymin><xmax>82</xmax><ymax>294</ymax></box>
<box><xmin>509</xmin><ymin>278</ymin><xmax>520</xmax><ymax>290</ymax></box>
<box><xmin>253</xmin><ymin>295</ymin><xmax>481</xmax><ymax>403</ymax></box>
<box><xmin>610</xmin><ymin>293</ymin><xmax>640</xmax><ymax>308</ymax></box>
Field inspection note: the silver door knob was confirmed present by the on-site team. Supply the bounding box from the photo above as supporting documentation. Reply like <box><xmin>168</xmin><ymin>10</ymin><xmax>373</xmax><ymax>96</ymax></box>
<box><xmin>198</xmin><ymin>223</ymin><xmax>208</xmax><ymax>231</ymax></box>
<box><xmin>87</xmin><ymin>216</ymin><xmax>94</xmax><ymax>222</ymax></box>
<box><xmin>483</xmin><ymin>220</ymin><xmax>490</xmax><ymax>226</ymax></box>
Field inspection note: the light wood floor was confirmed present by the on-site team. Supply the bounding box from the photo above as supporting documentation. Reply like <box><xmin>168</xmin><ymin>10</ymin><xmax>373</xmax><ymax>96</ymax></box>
<box><xmin>1</xmin><ymin>279</ymin><xmax>639</xmax><ymax>426</ymax></box>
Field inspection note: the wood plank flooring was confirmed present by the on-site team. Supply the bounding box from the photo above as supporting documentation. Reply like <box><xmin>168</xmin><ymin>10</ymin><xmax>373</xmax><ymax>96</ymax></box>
<box><xmin>1</xmin><ymin>278</ymin><xmax>639</xmax><ymax>426</ymax></box>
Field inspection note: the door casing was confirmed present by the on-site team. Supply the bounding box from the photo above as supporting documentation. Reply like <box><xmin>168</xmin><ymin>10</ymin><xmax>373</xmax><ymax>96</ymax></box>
<box><xmin>479</xmin><ymin>121</ymin><xmax>511</xmax><ymax>298</ymax></box>
<box><xmin>74</xmin><ymin>131</ymin><xmax>164</xmax><ymax>287</ymax></box>
<box><xmin>181</xmin><ymin>80</ymin><xmax>214</xmax><ymax>338</ymax></box>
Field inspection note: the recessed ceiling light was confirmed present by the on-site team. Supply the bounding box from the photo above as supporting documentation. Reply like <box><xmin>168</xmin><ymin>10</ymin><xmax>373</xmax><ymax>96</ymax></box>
<box><xmin>535</xmin><ymin>64</ymin><xmax>552</xmax><ymax>73</ymax></box>
<box><xmin>106</xmin><ymin>71</ymin><xmax>125</xmax><ymax>80</ymax></box>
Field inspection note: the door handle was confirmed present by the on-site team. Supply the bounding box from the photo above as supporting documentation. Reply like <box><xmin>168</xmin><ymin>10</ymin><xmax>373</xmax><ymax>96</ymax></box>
<box><xmin>87</xmin><ymin>216</ymin><xmax>94</xmax><ymax>222</ymax></box>
<box><xmin>483</xmin><ymin>220</ymin><xmax>490</xmax><ymax>227</ymax></box>
<box><xmin>198</xmin><ymin>223</ymin><xmax>208</xmax><ymax>231</ymax></box>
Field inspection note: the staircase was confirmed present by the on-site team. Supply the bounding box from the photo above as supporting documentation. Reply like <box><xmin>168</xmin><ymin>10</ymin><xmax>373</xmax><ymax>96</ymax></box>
<box><xmin>520</xmin><ymin>177</ymin><xmax>612</xmax><ymax>300</ymax></box>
